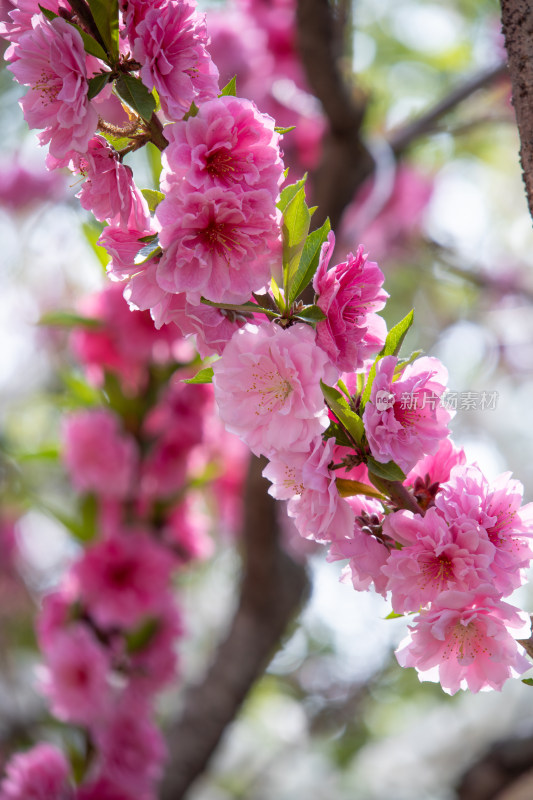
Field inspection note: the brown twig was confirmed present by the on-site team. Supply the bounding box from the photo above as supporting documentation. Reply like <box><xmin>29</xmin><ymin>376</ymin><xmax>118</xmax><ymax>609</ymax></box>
<box><xmin>160</xmin><ymin>457</ymin><xmax>309</xmax><ymax>800</ymax></box>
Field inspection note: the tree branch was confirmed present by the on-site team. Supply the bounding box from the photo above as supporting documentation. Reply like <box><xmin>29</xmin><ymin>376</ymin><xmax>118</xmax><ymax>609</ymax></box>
<box><xmin>500</xmin><ymin>0</ymin><xmax>533</xmax><ymax>221</ymax></box>
<box><xmin>160</xmin><ymin>456</ymin><xmax>309</xmax><ymax>800</ymax></box>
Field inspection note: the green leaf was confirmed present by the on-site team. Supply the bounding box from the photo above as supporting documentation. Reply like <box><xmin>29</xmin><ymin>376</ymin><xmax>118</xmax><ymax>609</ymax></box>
<box><xmin>292</xmin><ymin>304</ymin><xmax>327</xmax><ymax>323</ymax></box>
<box><xmin>115</xmin><ymin>74</ymin><xmax>156</xmax><ymax>122</ymax></box>
<box><xmin>134</xmin><ymin>243</ymin><xmax>162</xmax><ymax>265</ymax></box>
<box><xmin>146</xmin><ymin>142</ymin><xmax>163</xmax><ymax>187</ymax></box>
<box><xmin>83</xmin><ymin>221</ymin><xmax>109</xmax><ymax>269</ymax></box>
<box><xmin>287</xmin><ymin>217</ymin><xmax>331</xmax><ymax>305</ymax></box>
<box><xmin>220</xmin><ymin>76</ymin><xmax>237</xmax><ymax>96</ymax></box>
<box><xmin>60</xmin><ymin>370</ymin><xmax>105</xmax><ymax>406</ymax></box>
<box><xmin>87</xmin><ymin>71</ymin><xmax>111</xmax><ymax>101</ymax></box>
<box><xmin>87</xmin><ymin>0</ymin><xmax>119</xmax><ymax>59</ymax></box>
<box><xmin>126</xmin><ymin>618</ymin><xmax>159</xmax><ymax>653</ymax></box>
<box><xmin>366</xmin><ymin>456</ymin><xmax>406</xmax><ymax>482</ymax></box>
<box><xmin>274</xmin><ymin>125</ymin><xmax>296</xmax><ymax>134</ymax></box>
<box><xmin>380</xmin><ymin>309</ymin><xmax>414</xmax><ymax>358</ymax></box>
<box><xmin>277</xmin><ymin>175</ymin><xmax>307</xmax><ymax>214</ymax></box>
<box><xmin>320</xmin><ymin>381</ymin><xmax>364</xmax><ymax>445</ymax></box>
<box><xmin>183</xmin><ymin>101</ymin><xmax>199</xmax><ymax>120</ymax></box>
<box><xmin>336</xmin><ymin>478</ymin><xmax>384</xmax><ymax>500</ymax></box>
<box><xmin>200</xmin><ymin>297</ymin><xmax>279</xmax><ymax>319</ymax></box>
<box><xmin>73</xmin><ymin>25</ymin><xmax>110</xmax><ymax>62</ymax></box>
<box><xmin>522</xmin><ymin>678</ymin><xmax>533</xmax><ymax>686</ymax></box>
<box><xmin>282</xmin><ymin>185</ymin><xmax>313</xmax><ymax>299</ymax></box>
<box><xmin>385</xmin><ymin>611</ymin><xmax>404</xmax><ymax>620</ymax></box>
<box><xmin>270</xmin><ymin>276</ymin><xmax>285</xmax><ymax>311</ymax></box>
<box><xmin>322</xmin><ymin>420</ymin><xmax>352</xmax><ymax>447</ymax></box>
<box><xmin>38</xmin><ymin>311</ymin><xmax>102</xmax><ymax>329</ymax></box>
<box><xmin>361</xmin><ymin>357</ymin><xmax>379</xmax><ymax>410</ymax></box>
<box><xmin>184</xmin><ymin>366</ymin><xmax>214</xmax><ymax>384</ymax></box>
<box><xmin>39</xmin><ymin>4</ymin><xmax>59</xmax><ymax>21</ymax></box>
<box><xmin>141</xmin><ymin>188</ymin><xmax>165</xmax><ymax>212</ymax></box>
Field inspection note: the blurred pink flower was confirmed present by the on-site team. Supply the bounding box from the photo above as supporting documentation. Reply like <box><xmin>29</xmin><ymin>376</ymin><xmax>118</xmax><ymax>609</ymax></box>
<box><xmin>0</xmin><ymin>743</ymin><xmax>73</xmax><ymax>800</ymax></box>
<box><xmin>62</xmin><ymin>409</ymin><xmax>138</xmax><ymax>499</ymax></box>
<box><xmin>213</xmin><ymin>322</ymin><xmax>337</xmax><ymax>457</ymax></box>
<box><xmin>73</xmin><ymin>532</ymin><xmax>174</xmax><ymax>629</ymax></box>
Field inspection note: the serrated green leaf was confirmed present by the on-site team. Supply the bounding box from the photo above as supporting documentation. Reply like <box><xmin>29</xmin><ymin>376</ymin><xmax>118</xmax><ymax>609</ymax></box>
<box><xmin>282</xmin><ymin>186</ymin><xmax>313</xmax><ymax>299</ymax></box>
<box><xmin>394</xmin><ymin>350</ymin><xmax>424</xmax><ymax>376</ymax></box>
<box><xmin>293</xmin><ymin>304</ymin><xmax>326</xmax><ymax>323</ymax></box>
<box><xmin>39</xmin><ymin>4</ymin><xmax>59</xmax><ymax>21</ymax></box>
<box><xmin>220</xmin><ymin>76</ymin><xmax>237</xmax><ymax>96</ymax></box>
<box><xmin>366</xmin><ymin>456</ymin><xmax>406</xmax><ymax>482</ymax></box>
<box><xmin>320</xmin><ymin>381</ymin><xmax>364</xmax><ymax>445</ymax></box>
<box><xmin>74</xmin><ymin>24</ymin><xmax>110</xmax><ymax>62</ymax></box>
<box><xmin>87</xmin><ymin>0</ymin><xmax>119</xmax><ymax>59</ymax></box>
<box><xmin>287</xmin><ymin>217</ymin><xmax>331</xmax><ymax>305</ymax></box>
<box><xmin>336</xmin><ymin>478</ymin><xmax>384</xmax><ymax>500</ymax></box>
<box><xmin>380</xmin><ymin>309</ymin><xmax>414</xmax><ymax>358</ymax></box>
<box><xmin>38</xmin><ymin>311</ymin><xmax>102</xmax><ymax>329</ymax></box>
<box><xmin>141</xmin><ymin>188</ymin><xmax>165</xmax><ymax>212</ymax></box>
<box><xmin>184</xmin><ymin>366</ymin><xmax>214</xmax><ymax>384</ymax></box>
<box><xmin>322</xmin><ymin>420</ymin><xmax>352</xmax><ymax>447</ymax></box>
<box><xmin>277</xmin><ymin>175</ymin><xmax>307</xmax><ymax>214</ymax></box>
<box><xmin>274</xmin><ymin>125</ymin><xmax>296</xmax><ymax>134</ymax></box>
<box><xmin>87</xmin><ymin>71</ymin><xmax>111</xmax><ymax>100</ymax></box>
<box><xmin>115</xmin><ymin>74</ymin><xmax>156</xmax><ymax>122</ymax></box>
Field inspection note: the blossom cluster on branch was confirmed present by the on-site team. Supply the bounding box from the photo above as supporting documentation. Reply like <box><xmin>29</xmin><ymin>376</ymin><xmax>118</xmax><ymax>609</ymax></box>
<box><xmin>1</xmin><ymin>0</ymin><xmax>533</xmax><ymax>795</ymax></box>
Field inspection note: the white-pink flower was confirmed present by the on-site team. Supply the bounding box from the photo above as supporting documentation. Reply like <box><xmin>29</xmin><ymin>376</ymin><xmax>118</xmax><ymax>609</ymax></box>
<box><xmin>313</xmin><ymin>232</ymin><xmax>388</xmax><ymax>371</ymax></box>
<box><xmin>133</xmin><ymin>0</ymin><xmax>219</xmax><ymax>120</ymax></box>
<box><xmin>213</xmin><ymin>322</ymin><xmax>337</xmax><ymax>457</ymax></box>
<box><xmin>162</xmin><ymin>95</ymin><xmax>283</xmax><ymax>199</ymax></box>
<box><xmin>61</xmin><ymin>409</ymin><xmax>138</xmax><ymax>499</ymax></box>
<box><xmin>396</xmin><ymin>590</ymin><xmax>531</xmax><ymax>694</ymax></box>
<box><xmin>156</xmin><ymin>185</ymin><xmax>280</xmax><ymax>304</ymax></box>
<box><xmin>286</xmin><ymin>437</ymin><xmax>355</xmax><ymax>543</ymax></box>
<box><xmin>363</xmin><ymin>355</ymin><xmax>451</xmax><ymax>474</ymax></box>
<box><xmin>8</xmin><ymin>16</ymin><xmax>98</xmax><ymax>159</ymax></box>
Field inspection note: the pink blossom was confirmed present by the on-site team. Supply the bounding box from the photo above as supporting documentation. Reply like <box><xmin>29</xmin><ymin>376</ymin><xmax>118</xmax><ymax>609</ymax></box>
<box><xmin>0</xmin><ymin>158</ymin><xmax>65</xmax><ymax>211</ymax></box>
<box><xmin>133</xmin><ymin>0</ymin><xmax>219</xmax><ymax>121</ymax></box>
<box><xmin>285</xmin><ymin>438</ymin><xmax>355</xmax><ymax>543</ymax></box>
<box><xmin>100</xmin><ymin>223</ymin><xmax>160</xmax><ymax>280</ymax></box>
<box><xmin>156</xmin><ymin>185</ymin><xmax>280</xmax><ymax>304</ymax></box>
<box><xmin>162</xmin><ymin>95</ymin><xmax>283</xmax><ymax>199</ymax></box>
<box><xmin>327</xmin><ymin>497</ymin><xmax>389</xmax><ymax>595</ymax></box>
<box><xmin>38</xmin><ymin>624</ymin><xmax>111</xmax><ymax>725</ymax></box>
<box><xmin>382</xmin><ymin>508</ymin><xmax>494</xmax><ymax>613</ymax></box>
<box><xmin>396</xmin><ymin>590</ymin><xmax>530</xmax><ymax>694</ymax></box>
<box><xmin>61</xmin><ymin>409</ymin><xmax>138</xmax><ymax>499</ymax></box>
<box><xmin>436</xmin><ymin>465</ymin><xmax>533</xmax><ymax>595</ymax></box>
<box><xmin>73</xmin><ymin>532</ymin><xmax>174</xmax><ymax>629</ymax></box>
<box><xmin>128</xmin><ymin>600</ymin><xmax>183</xmax><ymax>693</ymax></box>
<box><xmin>8</xmin><ymin>17</ymin><xmax>98</xmax><ymax>159</ymax></box>
<box><xmin>72</xmin><ymin>136</ymin><xmax>150</xmax><ymax>228</ymax></box>
<box><xmin>0</xmin><ymin>1</ymin><xmax>65</xmax><ymax>46</ymax></box>
<box><xmin>163</xmin><ymin>498</ymin><xmax>213</xmax><ymax>564</ymax></box>
<box><xmin>363</xmin><ymin>355</ymin><xmax>451</xmax><ymax>474</ymax></box>
<box><xmin>213</xmin><ymin>322</ymin><xmax>337</xmax><ymax>457</ymax></box>
<box><xmin>90</xmin><ymin>694</ymin><xmax>167</xmax><ymax>800</ymax></box>
<box><xmin>0</xmin><ymin>743</ymin><xmax>73</xmax><ymax>800</ymax></box>
<box><xmin>406</xmin><ymin>437</ymin><xmax>466</xmax><ymax>510</ymax></box>
<box><xmin>313</xmin><ymin>232</ymin><xmax>388</xmax><ymax>371</ymax></box>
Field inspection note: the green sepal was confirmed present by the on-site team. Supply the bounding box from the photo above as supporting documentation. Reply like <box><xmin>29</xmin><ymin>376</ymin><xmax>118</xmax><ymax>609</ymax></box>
<box><xmin>320</xmin><ymin>381</ymin><xmax>364</xmax><ymax>446</ymax></box>
<box><xmin>141</xmin><ymin>188</ymin><xmax>165</xmax><ymax>212</ymax></box>
<box><xmin>336</xmin><ymin>478</ymin><xmax>384</xmax><ymax>500</ymax></box>
<box><xmin>87</xmin><ymin>0</ymin><xmax>119</xmax><ymax>60</ymax></box>
<box><xmin>184</xmin><ymin>366</ymin><xmax>214</xmax><ymax>384</ymax></box>
<box><xmin>366</xmin><ymin>456</ymin><xmax>406</xmax><ymax>482</ymax></box>
<box><xmin>115</xmin><ymin>74</ymin><xmax>157</xmax><ymax>122</ymax></box>
<box><xmin>287</xmin><ymin>217</ymin><xmax>331</xmax><ymax>305</ymax></box>
<box><xmin>220</xmin><ymin>76</ymin><xmax>237</xmax><ymax>96</ymax></box>
<box><xmin>87</xmin><ymin>71</ymin><xmax>111</xmax><ymax>100</ymax></box>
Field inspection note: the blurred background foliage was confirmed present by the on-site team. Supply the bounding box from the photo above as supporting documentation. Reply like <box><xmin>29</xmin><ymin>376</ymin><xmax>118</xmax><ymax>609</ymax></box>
<box><xmin>3</xmin><ymin>0</ymin><xmax>533</xmax><ymax>798</ymax></box>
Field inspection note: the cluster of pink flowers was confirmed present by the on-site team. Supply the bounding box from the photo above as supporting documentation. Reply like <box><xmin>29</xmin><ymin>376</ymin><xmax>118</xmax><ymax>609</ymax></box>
<box><xmin>2</xmin><ymin>0</ymin><xmax>533</xmax><ymax>793</ymax></box>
